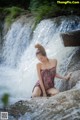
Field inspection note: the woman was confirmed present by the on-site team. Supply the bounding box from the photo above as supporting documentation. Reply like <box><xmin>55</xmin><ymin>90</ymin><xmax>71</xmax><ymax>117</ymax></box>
<box><xmin>32</xmin><ymin>44</ymin><xmax>71</xmax><ymax>97</ymax></box>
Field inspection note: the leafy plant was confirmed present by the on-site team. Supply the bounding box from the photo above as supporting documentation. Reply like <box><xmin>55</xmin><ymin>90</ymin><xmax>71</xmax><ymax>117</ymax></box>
<box><xmin>32</xmin><ymin>4</ymin><xmax>60</xmax><ymax>29</ymax></box>
<box><xmin>29</xmin><ymin>0</ymin><xmax>49</xmax><ymax>11</ymax></box>
<box><xmin>1</xmin><ymin>93</ymin><xmax>9</xmax><ymax>109</ymax></box>
<box><xmin>4</xmin><ymin>7</ymin><xmax>25</xmax><ymax>27</ymax></box>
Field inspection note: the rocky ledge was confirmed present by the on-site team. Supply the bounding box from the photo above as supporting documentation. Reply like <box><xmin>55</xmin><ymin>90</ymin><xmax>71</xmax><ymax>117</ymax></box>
<box><xmin>5</xmin><ymin>70</ymin><xmax>80</xmax><ymax>120</ymax></box>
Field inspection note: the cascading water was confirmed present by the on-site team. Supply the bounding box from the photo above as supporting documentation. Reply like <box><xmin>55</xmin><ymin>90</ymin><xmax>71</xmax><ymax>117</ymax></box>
<box><xmin>0</xmin><ymin>15</ymin><xmax>80</xmax><ymax>106</ymax></box>
<box><xmin>1</xmin><ymin>18</ymin><xmax>33</xmax><ymax>67</ymax></box>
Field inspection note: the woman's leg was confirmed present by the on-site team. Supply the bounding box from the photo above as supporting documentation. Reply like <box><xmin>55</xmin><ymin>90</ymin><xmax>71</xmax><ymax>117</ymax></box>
<box><xmin>47</xmin><ymin>88</ymin><xmax>59</xmax><ymax>96</ymax></box>
<box><xmin>32</xmin><ymin>86</ymin><xmax>42</xmax><ymax>97</ymax></box>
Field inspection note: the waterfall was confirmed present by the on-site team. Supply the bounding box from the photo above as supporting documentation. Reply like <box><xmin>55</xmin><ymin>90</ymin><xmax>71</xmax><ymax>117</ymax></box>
<box><xmin>1</xmin><ymin>16</ymin><xmax>34</xmax><ymax>67</ymax></box>
<box><xmin>0</xmin><ymin>15</ymin><xmax>80</xmax><ymax>105</ymax></box>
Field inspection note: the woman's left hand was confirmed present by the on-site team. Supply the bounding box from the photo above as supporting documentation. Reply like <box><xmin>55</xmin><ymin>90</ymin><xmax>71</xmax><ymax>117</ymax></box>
<box><xmin>64</xmin><ymin>72</ymin><xmax>72</xmax><ymax>80</ymax></box>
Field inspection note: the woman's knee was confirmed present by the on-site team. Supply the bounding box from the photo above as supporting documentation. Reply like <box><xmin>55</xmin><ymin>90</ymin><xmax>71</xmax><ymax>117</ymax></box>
<box><xmin>52</xmin><ymin>89</ymin><xmax>59</xmax><ymax>96</ymax></box>
<box><xmin>56</xmin><ymin>89</ymin><xmax>59</xmax><ymax>94</ymax></box>
<box><xmin>32</xmin><ymin>87</ymin><xmax>41</xmax><ymax>97</ymax></box>
<box><xmin>32</xmin><ymin>92</ymin><xmax>39</xmax><ymax>97</ymax></box>
<box><xmin>32</xmin><ymin>93</ymin><xmax>37</xmax><ymax>97</ymax></box>
<box><xmin>47</xmin><ymin>88</ymin><xmax>59</xmax><ymax>96</ymax></box>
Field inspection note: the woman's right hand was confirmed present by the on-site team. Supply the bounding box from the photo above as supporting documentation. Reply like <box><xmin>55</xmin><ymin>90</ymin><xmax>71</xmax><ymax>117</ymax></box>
<box><xmin>64</xmin><ymin>72</ymin><xmax>72</xmax><ymax>80</ymax></box>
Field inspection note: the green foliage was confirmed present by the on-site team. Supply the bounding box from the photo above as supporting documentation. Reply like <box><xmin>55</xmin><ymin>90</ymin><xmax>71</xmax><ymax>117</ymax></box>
<box><xmin>1</xmin><ymin>93</ymin><xmax>9</xmax><ymax>108</ymax></box>
<box><xmin>29</xmin><ymin>0</ymin><xmax>61</xmax><ymax>28</ymax></box>
<box><xmin>34</xmin><ymin>5</ymin><xmax>52</xmax><ymax>24</ymax></box>
<box><xmin>4</xmin><ymin>7</ymin><xmax>25</xmax><ymax>27</ymax></box>
<box><xmin>0</xmin><ymin>7</ymin><xmax>3</xmax><ymax>12</ymax></box>
<box><xmin>32</xmin><ymin>4</ymin><xmax>60</xmax><ymax>29</ymax></box>
<box><xmin>0</xmin><ymin>0</ymin><xmax>79</xmax><ymax>29</ymax></box>
<box><xmin>29</xmin><ymin>0</ymin><xmax>49</xmax><ymax>11</ymax></box>
<box><xmin>4</xmin><ymin>7</ymin><xmax>24</xmax><ymax>17</ymax></box>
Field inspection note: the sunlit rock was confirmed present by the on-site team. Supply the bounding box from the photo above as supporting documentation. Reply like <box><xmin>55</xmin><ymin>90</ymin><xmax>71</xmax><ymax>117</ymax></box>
<box><xmin>8</xmin><ymin>88</ymin><xmax>80</xmax><ymax>120</ymax></box>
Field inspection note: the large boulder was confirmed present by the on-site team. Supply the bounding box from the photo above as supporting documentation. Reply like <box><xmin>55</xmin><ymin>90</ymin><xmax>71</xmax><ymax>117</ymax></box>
<box><xmin>8</xmin><ymin>70</ymin><xmax>80</xmax><ymax>120</ymax></box>
<box><xmin>8</xmin><ymin>88</ymin><xmax>80</xmax><ymax>120</ymax></box>
<box><xmin>58</xmin><ymin>48</ymin><xmax>80</xmax><ymax>92</ymax></box>
<box><xmin>59</xmin><ymin>70</ymin><xmax>80</xmax><ymax>91</ymax></box>
<box><xmin>1</xmin><ymin>70</ymin><xmax>80</xmax><ymax>120</ymax></box>
<box><xmin>6</xmin><ymin>70</ymin><xmax>80</xmax><ymax>120</ymax></box>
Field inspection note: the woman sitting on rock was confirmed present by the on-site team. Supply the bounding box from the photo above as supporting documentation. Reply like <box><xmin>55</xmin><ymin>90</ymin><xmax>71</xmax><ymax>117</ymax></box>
<box><xmin>32</xmin><ymin>44</ymin><xmax>71</xmax><ymax>97</ymax></box>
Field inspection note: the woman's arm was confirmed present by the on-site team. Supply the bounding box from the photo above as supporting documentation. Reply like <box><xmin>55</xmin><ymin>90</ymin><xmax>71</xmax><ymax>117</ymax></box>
<box><xmin>36</xmin><ymin>63</ymin><xmax>47</xmax><ymax>96</ymax></box>
<box><xmin>55</xmin><ymin>72</ymin><xmax>72</xmax><ymax>80</ymax></box>
<box><xmin>55</xmin><ymin>73</ymin><xmax>68</xmax><ymax>80</ymax></box>
<box><xmin>54</xmin><ymin>59</ymin><xmax>72</xmax><ymax>80</ymax></box>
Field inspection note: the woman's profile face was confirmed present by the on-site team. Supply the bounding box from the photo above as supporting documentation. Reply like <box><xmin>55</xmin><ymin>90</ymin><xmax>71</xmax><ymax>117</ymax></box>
<box><xmin>36</xmin><ymin>54</ymin><xmax>47</xmax><ymax>63</ymax></box>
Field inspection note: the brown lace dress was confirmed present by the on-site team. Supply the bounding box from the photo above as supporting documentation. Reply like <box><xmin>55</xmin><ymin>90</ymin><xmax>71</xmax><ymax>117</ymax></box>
<box><xmin>32</xmin><ymin>66</ymin><xmax>56</xmax><ymax>96</ymax></box>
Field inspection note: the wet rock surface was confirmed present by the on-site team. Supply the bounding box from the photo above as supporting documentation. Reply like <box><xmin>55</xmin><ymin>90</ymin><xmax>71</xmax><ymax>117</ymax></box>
<box><xmin>68</xmin><ymin>48</ymin><xmax>80</xmax><ymax>72</ymax></box>
<box><xmin>7</xmin><ymin>88</ymin><xmax>80</xmax><ymax>120</ymax></box>
<box><xmin>5</xmin><ymin>70</ymin><xmax>80</xmax><ymax>120</ymax></box>
<box><xmin>68</xmin><ymin>70</ymin><xmax>80</xmax><ymax>89</ymax></box>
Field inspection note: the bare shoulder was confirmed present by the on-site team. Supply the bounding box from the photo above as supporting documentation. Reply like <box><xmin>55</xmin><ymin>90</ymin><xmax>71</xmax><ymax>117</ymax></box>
<box><xmin>50</xmin><ymin>58</ymin><xmax>57</xmax><ymax>66</ymax></box>
<box><xmin>53</xmin><ymin>58</ymin><xmax>57</xmax><ymax>63</ymax></box>
<box><xmin>50</xmin><ymin>58</ymin><xmax>57</xmax><ymax>62</ymax></box>
<box><xmin>36</xmin><ymin>63</ymin><xmax>42</xmax><ymax>69</ymax></box>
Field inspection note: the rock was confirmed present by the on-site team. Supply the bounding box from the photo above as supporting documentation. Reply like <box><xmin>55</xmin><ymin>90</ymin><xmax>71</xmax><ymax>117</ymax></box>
<box><xmin>59</xmin><ymin>70</ymin><xmax>80</xmax><ymax>91</ymax></box>
<box><xmin>54</xmin><ymin>48</ymin><xmax>80</xmax><ymax>92</ymax></box>
<box><xmin>67</xmin><ymin>48</ymin><xmax>80</xmax><ymax>72</ymax></box>
<box><xmin>61</xmin><ymin>30</ymin><xmax>80</xmax><ymax>46</ymax></box>
<box><xmin>7</xmin><ymin>88</ymin><xmax>80</xmax><ymax>120</ymax></box>
<box><xmin>2</xmin><ymin>71</ymin><xmax>80</xmax><ymax>120</ymax></box>
<box><xmin>68</xmin><ymin>70</ymin><xmax>80</xmax><ymax>89</ymax></box>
